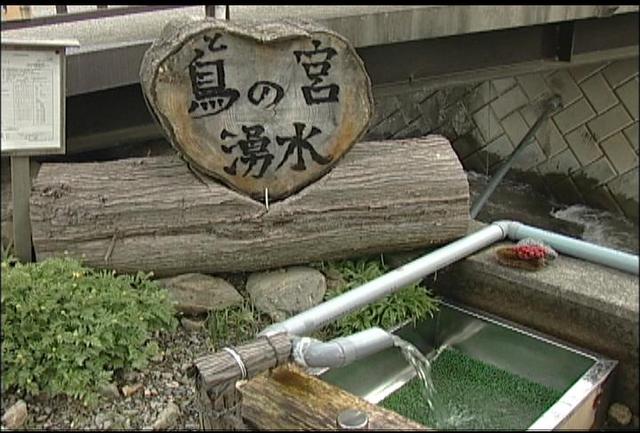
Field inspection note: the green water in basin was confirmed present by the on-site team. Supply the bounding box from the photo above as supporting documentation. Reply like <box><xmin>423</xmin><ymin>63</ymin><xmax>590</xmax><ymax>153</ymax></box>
<box><xmin>379</xmin><ymin>347</ymin><xmax>564</xmax><ymax>430</ymax></box>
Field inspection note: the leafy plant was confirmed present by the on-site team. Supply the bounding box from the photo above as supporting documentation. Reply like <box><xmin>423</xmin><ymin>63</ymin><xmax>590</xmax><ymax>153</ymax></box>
<box><xmin>206</xmin><ymin>300</ymin><xmax>271</xmax><ymax>348</ymax></box>
<box><xmin>206</xmin><ymin>256</ymin><xmax>439</xmax><ymax>349</ymax></box>
<box><xmin>1</xmin><ymin>257</ymin><xmax>177</xmax><ymax>406</ymax></box>
<box><xmin>317</xmin><ymin>257</ymin><xmax>439</xmax><ymax>339</ymax></box>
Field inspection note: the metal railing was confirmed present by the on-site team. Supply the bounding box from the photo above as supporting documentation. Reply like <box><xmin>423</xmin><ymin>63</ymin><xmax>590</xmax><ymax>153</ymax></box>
<box><xmin>1</xmin><ymin>5</ymin><xmax>224</xmax><ymax>30</ymax></box>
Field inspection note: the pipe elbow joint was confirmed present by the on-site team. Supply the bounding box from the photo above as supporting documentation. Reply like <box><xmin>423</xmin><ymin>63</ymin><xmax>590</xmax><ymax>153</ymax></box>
<box><xmin>294</xmin><ymin>327</ymin><xmax>395</xmax><ymax>369</ymax></box>
<box><xmin>493</xmin><ymin>220</ymin><xmax>521</xmax><ymax>240</ymax></box>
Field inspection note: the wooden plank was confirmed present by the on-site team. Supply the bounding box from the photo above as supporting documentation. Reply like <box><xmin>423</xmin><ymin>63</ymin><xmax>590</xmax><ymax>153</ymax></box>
<box><xmin>239</xmin><ymin>363</ymin><xmax>429</xmax><ymax>430</ymax></box>
<box><xmin>10</xmin><ymin>156</ymin><xmax>32</xmax><ymax>262</ymax></box>
<box><xmin>30</xmin><ymin>136</ymin><xmax>470</xmax><ymax>276</ymax></box>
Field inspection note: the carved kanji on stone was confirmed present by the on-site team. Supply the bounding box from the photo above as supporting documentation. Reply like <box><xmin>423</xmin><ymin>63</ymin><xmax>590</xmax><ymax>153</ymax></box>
<box><xmin>140</xmin><ymin>18</ymin><xmax>373</xmax><ymax>202</ymax></box>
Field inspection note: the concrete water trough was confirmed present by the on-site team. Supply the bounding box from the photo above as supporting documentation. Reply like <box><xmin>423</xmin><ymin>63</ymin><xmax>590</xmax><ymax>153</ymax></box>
<box><xmin>320</xmin><ymin>300</ymin><xmax>617</xmax><ymax>430</ymax></box>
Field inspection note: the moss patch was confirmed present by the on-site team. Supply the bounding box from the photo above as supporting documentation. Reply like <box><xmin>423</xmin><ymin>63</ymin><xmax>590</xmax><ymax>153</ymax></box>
<box><xmin>380</xmin><ymin>348</ymin><xmax>564</xmax><ymax>429</ymax></box>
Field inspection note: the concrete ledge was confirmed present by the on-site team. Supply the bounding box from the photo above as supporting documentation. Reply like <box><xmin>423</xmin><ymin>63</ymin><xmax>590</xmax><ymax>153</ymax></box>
<box><xmin>3</xmin><ymin>6</ymin><xmax>638</xmax><ymax>96</ymax></box>
<box><xmin>4</xmin><ymin>6</ymin><xmax>638</xmax><ymax>50</ymax></box>
<box><xmin>430</xmin><ymin>221</ymin><xmax>639</xmax><ymax>414</ymax></box>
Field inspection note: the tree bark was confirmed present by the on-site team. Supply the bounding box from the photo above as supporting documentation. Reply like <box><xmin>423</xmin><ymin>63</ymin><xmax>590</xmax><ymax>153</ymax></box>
<box><xmin>30</xmin><ymin>135</ymin><xmax>469</xmax><ymax>276</ymax></box>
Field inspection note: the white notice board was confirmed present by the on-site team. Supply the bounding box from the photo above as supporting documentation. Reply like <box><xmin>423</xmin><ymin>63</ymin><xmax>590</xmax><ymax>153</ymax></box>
<box><xmin>1</xmin><ymin>40</ymin><xmax>77</xmax><ymax>156</ymax></box>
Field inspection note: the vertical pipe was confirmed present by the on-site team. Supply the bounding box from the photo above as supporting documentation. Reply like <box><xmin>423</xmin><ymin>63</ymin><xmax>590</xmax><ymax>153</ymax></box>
<box><xmin>470</xmin><ymin>96</ymin><xmax>562</xmax><ymax>219</ymax></box>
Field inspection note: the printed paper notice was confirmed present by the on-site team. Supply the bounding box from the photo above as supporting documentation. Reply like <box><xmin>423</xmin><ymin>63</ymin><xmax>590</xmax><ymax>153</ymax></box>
<box><xmin>1</xmin><ymin>48</ymin><xmax>62</xmax><ymax>153</ymax></box>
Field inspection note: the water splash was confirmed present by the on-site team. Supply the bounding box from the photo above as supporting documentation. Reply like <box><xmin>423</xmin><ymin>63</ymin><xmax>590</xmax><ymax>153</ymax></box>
<box><xmin>392</xmin><ymin>336</ymin><xmax>441</xmax><ymax>421</ymax></box>
<box><xmin>551</xmin><ymin>204</ymin><xmax>638</xmax><ymax>253</ymax></box>
<box><xmin>432</xmin><ymin>320</ymin><xmax>486</xmax><ymax>361</ymax></box>
<box><xmin>392</xmin><ymin>336</ymin><xmax>474</xmax><ymax>429</ymax></box>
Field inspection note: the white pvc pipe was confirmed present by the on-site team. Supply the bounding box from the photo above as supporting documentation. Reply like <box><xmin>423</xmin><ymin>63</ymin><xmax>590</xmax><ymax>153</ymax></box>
<box><xmin>496</xmin><ymin>220</ymin><xmax>639</xmax><ymax>275</ymax></box>
<box><xmin>295</xmin><ymin>327</ymin><xmax>395</xmax><ymax>368</ymax></box>
<box><xmin>260</xmin><ymin>220</ymin><xmax>638</xmax><ymax>341</ymax></box>
<box><xmin>259</xmin><ymin>223</ymin><xmax>505</xmax><ymax>337</ymax></box>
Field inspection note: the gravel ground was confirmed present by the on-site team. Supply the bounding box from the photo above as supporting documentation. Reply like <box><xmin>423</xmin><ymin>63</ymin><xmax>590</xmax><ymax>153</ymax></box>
<box><xmin>1</xmin><ymin>325</ymin><xmax>214</xmax><ymax>430</ymax></box>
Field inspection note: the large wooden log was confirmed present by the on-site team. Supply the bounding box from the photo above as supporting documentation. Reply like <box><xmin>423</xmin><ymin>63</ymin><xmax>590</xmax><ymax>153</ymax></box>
<box><xmin>30</xmin><ymin>135</ymin><xmax>469</xmax><ymax>276</ymax></box>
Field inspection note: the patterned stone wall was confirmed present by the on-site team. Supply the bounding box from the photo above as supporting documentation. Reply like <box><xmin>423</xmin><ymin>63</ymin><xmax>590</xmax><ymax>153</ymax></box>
<box><xmin>365</xmin><ymin>57</ymin><xmax>639</xmax><ymax>223</ymax></box>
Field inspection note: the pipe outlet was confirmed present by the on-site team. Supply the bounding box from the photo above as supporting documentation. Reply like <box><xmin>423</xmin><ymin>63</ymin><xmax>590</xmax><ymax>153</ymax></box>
<box><xmin>293</xmin><ymin>327</ymin><xmax>395</xmax><ymax>369</ymax></box>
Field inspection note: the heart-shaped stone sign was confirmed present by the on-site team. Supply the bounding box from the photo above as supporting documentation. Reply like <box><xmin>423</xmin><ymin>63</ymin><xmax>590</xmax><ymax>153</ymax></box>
<box><xmin>140</xmin><ymin>18</ymin><xmax>373</xmax><ymax>202</ymax></box>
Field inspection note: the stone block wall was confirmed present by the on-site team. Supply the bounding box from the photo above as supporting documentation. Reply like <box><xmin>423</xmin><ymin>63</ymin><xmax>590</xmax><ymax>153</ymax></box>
<box><xmin>365</xmin><ymin>57</ymin><xmax>639</xmax><ymax>223</ymax></box>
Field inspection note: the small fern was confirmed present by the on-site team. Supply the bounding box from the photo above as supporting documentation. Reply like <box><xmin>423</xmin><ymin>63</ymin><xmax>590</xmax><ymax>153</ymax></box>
<box><xmin>317</xmin><ymin>257</ymin><xmax>439</xmax><ymax>339</ymax></box>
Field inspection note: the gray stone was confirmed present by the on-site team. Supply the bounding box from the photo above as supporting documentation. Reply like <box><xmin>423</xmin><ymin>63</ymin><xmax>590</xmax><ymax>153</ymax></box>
<box><xmin>156</xmin><ymin>273</ymin><xmax>243</xmax><ymax>316</ymax></box>
<box><xmin>99</xmin><ymin>382</ymin><xmax>121</xmax><ymax>400</ymax></box>
<box><xmin>2</xmin><ymin>400</ymin><xmax>28</xmax><ymax>429</ymax></box>
<box><xmin>247</xmin><ymin>266</ymin><xmax>327</xmax><ymax>322</ymax></box>
<box><xmin>152</xmin><ymin>402</ymin><xmax>181</xmax><ymax>430</ymax></box>
<box><xmin>167</xmin><ymin>380</ymin><xmax>180</xmax><ymax>389</ymax></box>
<box><xmin>180</xmin><ymin>317</ymin><xmax>206</xmax><ymax>332</ymax></box>
<box><xmin>608</xmin><ymin>402</ymin><xmax>632</xmax><ymax>426</ymax></box>
<box><xmin>94</xmin><ymin>413</ymin><xmax>110</xmax><ymax>429</ymax></box>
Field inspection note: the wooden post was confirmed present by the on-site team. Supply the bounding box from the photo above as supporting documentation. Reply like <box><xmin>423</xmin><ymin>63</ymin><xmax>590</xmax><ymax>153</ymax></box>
<box><xmin>10</xmin><ymin>156</ymin><xmax>33</xmax><ymax>262</ymax></box>
<box><xmin>192</xmin><ymin>333</ymin><xmax>292</xmax><ymax>429</ymax></box>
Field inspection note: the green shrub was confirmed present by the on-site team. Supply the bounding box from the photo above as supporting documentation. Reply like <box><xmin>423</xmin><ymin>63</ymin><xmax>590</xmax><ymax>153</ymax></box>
<box><xmin>1</xmin><ymin>256</ymin><xmax>177</xmax><ymax>405</ymax></box>
<box><xmin>317</xmin><ymin>257</ymin><xmax>439</xmax><ymax>338</ymax></box>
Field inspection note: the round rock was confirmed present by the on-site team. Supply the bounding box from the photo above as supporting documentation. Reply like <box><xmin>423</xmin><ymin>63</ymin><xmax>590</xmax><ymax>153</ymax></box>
<box><xmin>155</xmin><ymin>273</ymin><xmax>243</xmax><ymax>316</ymax></box>
<box><xmin>246</xmin><ymin>266</ymin><xmax>326</xmax><ymax>321</ymax></box>
<box><xmin>608</xmin><ymin>402</ymin><xmax>632</xmax><ymax>426</ymax></box>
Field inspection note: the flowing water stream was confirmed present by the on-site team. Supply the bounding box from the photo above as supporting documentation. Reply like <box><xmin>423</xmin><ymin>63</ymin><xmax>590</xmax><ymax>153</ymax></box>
<box><xmin>391</xmin><ymin>336</ymin><xmax>476</xmax><ymax>428</ymax></box>
<box><xmin>390</xmin><ymin>320</ymin><xmax>486</xmax><ymax>428</ymax></box>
